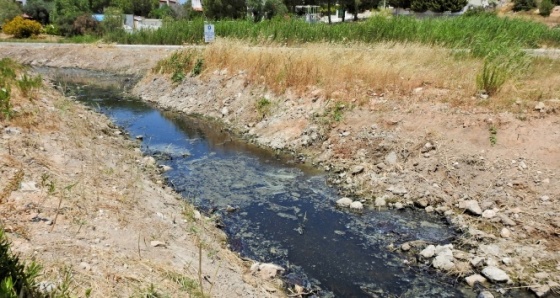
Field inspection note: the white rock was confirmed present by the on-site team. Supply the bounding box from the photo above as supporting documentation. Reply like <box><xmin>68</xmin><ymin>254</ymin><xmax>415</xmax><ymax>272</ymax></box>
<box><xmin>375</xmin><ymin>196</ymin><xmax>387</xmax><ymax>207</ymax></box>
<box><xmin>350</xmin><ymin>165</ymin><xmax>364</xmax><ymax>174</ymax></box>
<box><xmin>425</xmin><ymin>206</ymin><xmax>434</xmax><ymax>213</ymax></box>
<box><xmin>432</xmin><ymin>255</ymin><xmax>455</xmax><ymax>271</ymax></box>
<box><xmin>435</xmin><ymin>244</ymin><xmax>453</xmax><ymax>257</ymax></box>
<box><xmin>401</xmin><ymin>243</ymin><xmax>411</xmax><ymax>251</ymax></box>
<box><xmin>143</xmin><ymin>156</ymin><xmax>156</xmax><ymax>166</ymax></box>
<box><xmin>500</xmin><ymin>228</ymin><xmax>511</xmax><ymax>238</ymax></box>
<box><xmin>350</xmin><ymin>201</ymin><xmax>363</xmax><ymax>210</ymax></box>
<box><xmin>420</xmin><ymin>245</ymin><xmax>436</xmax><ymax>258</ymax></box>
<box><xmin>193</xmin><ymin>210</ymin><xmax>201</xmax><ymax>220</ymax></box>
<box><xmin>540</xmin><ymin>195</ymin><xmax>550</xmax><ymax>201</ymax></box>
<box><xmin>387</xmin><ymin>185</ymin><xmax>408</xmax><ymax>195</ymax></box>
<box><xmin>336</xmin><ymin>197</ymin><xmax>353</xmax><ymax>207</ymax></box>
<box><xmin>534</xmin><ymin>272</ymin><xmax>550</xmax><ymax>280</ymax></box>
<box><xmin>394</xmin><ymin>202</ymin><xmax>404</xmax><ymax>209</ymax></box>
<box><xmin>530</xmin><ymin>285</ymin><xmax>550</xmax><ymax>297</ymax></box>
<box><xmin>20</xmin><ymin>181</ymin><xmax>39</xmax><ymax>192</ymax></box>
<box><xmin>478</xmin><ymin>290</ymin><xmax>494</xmax><ymax>298</ymax></box>
<box><xmin>459</xmin><ymin>200</ymin><xmax>482</xmax><ymax>216</ymax></box>
<box><xmin>221</xmin><ymin>107</ymin><xmax>229</xmax><ymax>116</ymax></box>
<box><xmin>502</xmin><ymin>257</ymin><xmax>512</xmax><ymax>266</ymax></box>
<box><xmin>534</xmin><ymin>102</ymin><xmax>546</xmax><ymax>112</ymax></box>
<box><xmin>385</xmin><ymin>151</ymin><xmax>398</xmax><ymax>165</ymax></box>
<box><xmin>470</xmin><ymin>256</ymin><xmax>485</xmax><ymax>267</ymax></box>
<box><xmin>465</xmin><ymin>274</ymin><xmax>487</xmax><ymax>287</ymax></box>
<box><xmin>251</xmin><ymin>263</ymin><xmax>285</xmax><ymax>279</ymax></box>
<box><xmin>482</xmin><ymin>209</ymin><xmax>496</xmax><ymax>218</ymax></box>
<box><xmin>481</xmin><ymin>266</ymin><xmax>510</xmax><ymax>282</ymax></box>
<box><xmin>150</xmin><ymin>241</ymin><xmax>166</xmax><ymax>248</ymax></box>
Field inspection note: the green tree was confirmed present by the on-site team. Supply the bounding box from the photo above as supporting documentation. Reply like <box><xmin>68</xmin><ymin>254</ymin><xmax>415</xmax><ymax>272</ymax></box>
<box><xmin>204</xmin><ymin>0</ymin><xmax>247</xmax><ymax>20</ymax></box>
<box><xmin>149</xmin><ymin>5</ymin><xmax>177</xmax><ymax>18</ymax></box>
<box><xmin>0</xmin><ymin>0</ymin><xmax>23</xmax><ymax>26</ymax></box>
<box><xmin>52</xmin><ymin>0</ymin><xmax>91</xmax><ymax>35</ymax></box>
<box><xmin>263</xmin><ymin>0</ymin><xmax>288</xmax><ymax>19</ymax></box>
<box><xmin>132</xmin><ymin>0</ymin><xmax>158</xmax><ymax>16</ymax></box>
<box><xmin>539</xmin><ymin>0</ymin><xmax>553</xmax><ymax>16</ymax></box>
<box><xmin>23</xmin><ymin>0</ymin><xmax>52</xmax><ymax>25</ymax></box>
<box><xmin>102</xmin><ymin>6</ymin><xmax>123</xmax><ymax>33</ymax></box>
<box><xmin>513</xmin><ymin>0</ymin><xmax>536</xmax><ymax>11</ymax></box>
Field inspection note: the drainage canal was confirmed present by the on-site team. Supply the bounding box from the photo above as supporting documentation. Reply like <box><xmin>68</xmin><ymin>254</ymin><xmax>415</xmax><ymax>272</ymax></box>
<box><xmin>47</xmin><ymin>69</ymin><xmax>475</xmax><ymax>297</ymax></box>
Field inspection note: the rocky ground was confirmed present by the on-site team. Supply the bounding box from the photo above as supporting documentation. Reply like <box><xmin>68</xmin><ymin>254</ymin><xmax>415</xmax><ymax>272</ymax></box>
<box><xmin>0</xmin><ymin>45</ymin><xmax>283</xmax><ymax>297</ymax></box>
<box><xmin>1</xmin><ymin>43</ymin><xmax>560</xmax><ymax>297</ymax></box>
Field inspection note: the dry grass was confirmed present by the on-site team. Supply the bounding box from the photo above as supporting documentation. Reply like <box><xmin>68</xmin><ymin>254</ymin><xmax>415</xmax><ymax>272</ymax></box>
<box><xmin>203</xmin><ymin>40</ymin><xmax>481</xmax><ymax>104</ymax></box>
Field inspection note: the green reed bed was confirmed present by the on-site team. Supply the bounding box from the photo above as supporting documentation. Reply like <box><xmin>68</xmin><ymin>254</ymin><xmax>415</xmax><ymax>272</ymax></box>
<box><xmin>104</xmin><ymin>15</ymin><xmax>560</xmax><ymax>57</ymax></box>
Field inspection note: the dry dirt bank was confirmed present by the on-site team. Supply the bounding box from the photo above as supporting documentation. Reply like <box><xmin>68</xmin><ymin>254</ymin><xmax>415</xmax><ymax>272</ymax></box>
<box><xmin>1</xmin><ymin>43</ymin><xmax>560</xmax><ymax>297</ymax></box>
<box><xmin>0</xmin><ymin>45</ymin><xmax>283</xmax><ymax>297</ymax></box>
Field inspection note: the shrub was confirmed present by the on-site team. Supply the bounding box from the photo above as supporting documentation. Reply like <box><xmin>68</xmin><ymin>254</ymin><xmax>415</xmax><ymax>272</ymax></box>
<box><xmin>2</xmin><ymin>16</ymin><xmax>42</xmax><ymax>38</ymax></box>
<box><xmin>513</xmin><ymin>0</ymin><xmax>536</xmax><ymax>11</ymax></box>
<box><xmin>0</xmin><ymin>229</ymin><xmax>46</xmax><ymax>298</ymax></box>
<box><xmin>539</xmin><ymin>0</ymin><xmax>554</xmax><ymax>16</ymax></box>
<box><xmin>72</xmin><ymin>14</ymin><xmax>100</xmax><ymax>36</ymax></box>
<box><xmin>0</xmin><ymin>0</ymin><xmax>22</xmax><ymax>26</ymax></box>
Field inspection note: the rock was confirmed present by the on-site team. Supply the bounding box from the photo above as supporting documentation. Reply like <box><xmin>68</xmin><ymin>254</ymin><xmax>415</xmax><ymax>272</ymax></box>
<box><xmin>159</xmin><ymin>165</ymin><xmax>172</xmax><ymax>172</ymax></box>
<box><xmin>79</xmin><ymin>262</ymin><xmax>91</xmax><ymax>271</ymax></box>
<box><xmin>478</xmin><ymin>290</ymin><xmax>494</xmax><ymax>298</ymax></box>
<box><xmin>375</xmin><ymin>196</ymin><xmax>387</xmax><ymax>207</ymax></box>
<box><xmin>38</xmin><ymin>281</ymin><xmax>56</xmax><ymax>293</ymax></box>
<box><xmin>3</xmin><ymin>127</ymin><xmax>21</xmax><ymax>135</ymax></box>
<box><xmin>465</xmin><ymin>274</ymin><xmax>487</xmax><ymax>287</ymax></box>
<box><xmin>432</xmin><ymin>255</ymin><xmax>455</xmax><ymax>270</ymax></box>
<box><xmin>420</xmin><ymin>245</ymin><xmax>436</xmax><ymax>258</ymax></box>
<box><xmin>142</xmin><ymin>156</ymin><xmax>156</xmax><ymax>166</ymax></box>
<box><xmin>394</xmin><ymin>202</ymin><xmax>404</xmax><ymax>210</ymax></box>
<box><xmin>20</xmin><ymin>181</ymin><xmax>39</xmax><ymax>192</ymax></box>
<box><xmin>500</xmin><ymin>228</ymin><xmax>511</xmax><ymax>238</ymax></box>
<box><xmin>540</xmin><ymin>195</ymin><xmax>550</xmax><ymax>201</ymax></box>
<box><xmin>150</xmin><ymin>241</ymin><xmax>166</xmax><ymax>248</ymax></box>
<box><xmin>534</xmin><ymin>102</ymin><xmax>546</xmax><ymax>112</ymax></box>
<box><xmin>350</xmin><ymin>165</ymin><xmax>364</xmax><ymax>174</ymax></box>
<box><xmin>530</xmin><ymin>285</ymin><xmax>550</xmax><ymax>297</ymax></box>
<box><xmin>401</xmin><ymin>243</ymin><xmax>411</xmax><ymax>251</ymax></box>
<box><xmin>534</xmin><ymin>272</ymin><xmax>550</xmax><ymax>280</ymax></box>
<box><xmin>415</xmin><ymin>198</ymin><xmax>429</xmax><ymax>208</ymax></box>
<box><xmin>459</xmin><ymin>200</ymin><xmax>482</xmax><ymax>216</ymax></box>
<box><xmin>502</xmin><ymin>257</ymin><xmax>512</xmax><ymax>266</ymax></box>
<box><xmin>518</xmin><ymin>160</ymin><xmax>527</xmax><ymax>169</ymax></box>
<box><xmin>135</xmin><ymin>135</ymin><xmax>144</xmax><ymax>140</ymax></box>
<box><xmin>481</xmin><ymin>266</ymin><xmax>510</xmax><ymax>283</ymax></box>
<box><xmin>482</xmin><ymin>209</ymin><xmax>497</xmax><ymax>219</ymax></box>
<box><xmin>350</xmin><ymin>201</ymin><xmax>363</xmax><ymax>210</ymax></box>
<box><xmin>470</xmin><ymin>256</ymin><xmax>485</xmax><ymax>267</ymax></box>
<box><xmin>193</xmin><ymin>210</ymin><xmax>201</xmax><ymax>220</ymax></box>
<box><xmin>387</xmin><ymin>185</ymin><xmax>408</xmax><ymax>195</ymax></box>
<box><xmin>336</xmin><ymin>197</ymin><xmax>353</xmax><ymax>207</ymax></box>
<box><xmin>425</xmin><ymin>206</ymin><xmax>434</xmax><ymax>213</ymax></box>
<box><xmin>421</xmin><ymin>142</ymin><xmax>434</xmax><ymax>153</ymax></box>
<box><xmin>226</xmin><ymin>205</ymin><xmax>238</xmax><ymax>213</ymax></box>
<box><xmin>251</xmin><ymin>262</ymin><xmax>285</xmax><ymax>279</ymax></box>
<box><xmin>498</xmin><ymin>214</ymin><xmax>516</xmax><ymax>226</ymax></box>
<box><xmin>221</xmin><ymin>107</ymin><xmax>229</xmax><ymax>116</ymax></box>
<box><xmin>385</xmin><ymin>151</ymin><xmax>398</xmax><ymax>165</ymax></box>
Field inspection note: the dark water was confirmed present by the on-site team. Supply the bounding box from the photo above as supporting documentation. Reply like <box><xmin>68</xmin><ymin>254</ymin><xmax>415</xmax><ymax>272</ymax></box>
<box><xmin>46</xmin><ymin>69</ymin><xmax>479</xmax><ymax>297</ymax></box>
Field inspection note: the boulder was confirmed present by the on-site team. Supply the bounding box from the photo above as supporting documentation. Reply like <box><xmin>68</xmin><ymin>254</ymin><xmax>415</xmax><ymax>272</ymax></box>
<box><xmin>459</xmin><ymin>200</ymin><xmax>482</xmax><ymax>216</ymax></box>
<box><xmin>350</xmin><ymin>201</ymin><xmax>364</xmax><ymax>210</ymax></box>
<box><xmin>420</xmin><ymin>245</ymin><xmax>436</xmax><ymax>258</ymax></box>
<box><xmin>336</xmin><ymin>197</ymin><xmax>353</xmax><ymax>207</ymax></box>
<box><xmin>481</xmin><ymin>266</ymin><xmax>510</xmax><ymax>283</ymax></box>
<box><xmin>465</xmin><ymin>274</ymin><xmax>487</xmax><ymax>287</ymax></box>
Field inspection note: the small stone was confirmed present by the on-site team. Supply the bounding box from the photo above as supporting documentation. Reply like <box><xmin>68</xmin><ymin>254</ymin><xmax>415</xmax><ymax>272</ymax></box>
<box><xmin>481</xmin><ymin>266</ymin><xmax>510</xmax><ymax>283</ymax></box>
<box><xmin>425</xmin><ymin>206</ymin><xmax>434</xmax><ymax>213</ymax></box>
<box><xmin>534</xmin><ymin>102</ymin><xmax>546</xmax><ymax>112</ymax></box>
<box><xmin>221</xmin><ymin>107</ymin><xmax>229</xmax><ymax>116</ymax></box>
<box><xmin>336</xmin><ymin>197</ymin><xmax>353</xmax><ymax>207</ymax></box>
<box><xmin>498</xmin><ymin>214</ymin><xmax>516</xmax><ymax>226</ymax></box>
<box><xmin>79</xmin><ymin>262</ymin><xmax>91</xmax><ymax>271</ymax></box>
<box><xmin>159</xmin><ymin>165</ymin><xmax>172</xmax><ymax>172</ymax></box>
<box><xmin>534</xmin><ymin>272</ymin><xmax>550</xmax><ymax>280</ymax></box>
<box><xmin>226</xmin><ymin>205</ymin><xmax>237</xmax><ymax>213</ymax></box>
<box><xmin>478</xmin><ymin>290</ymin><xmax>494</xmax><ymax>298</ymax></box>
<box><xmin>459</xmin><ymin>200</ymin><xmax>482</xmax><ymax>216</ymax></box>
<box><xmin>432</xmin><ymin>255</ymin><xmax>455</xmax><ymax>270</ymax></box>
<box><xmin>519</xmin><ymin>161</ymin><xmax>527</xmax><ymax>169</ymax></box>
<box><xmin>540</xmin><ymin>195</ymin><xmax>550</xmax><ymax>201</ymax></box>
<box><xmin>20</xmin><ymin>181</ymin><xmax>39</xmax><ymax>192</ymax></box>
<box><xmin>385</xmin><ymin>151</ymin><xmax>398</xmax><ymax>165</ymax></box>
<box><xmin>530</xmin><ymin>285</ymin><xmax>550</xmax><ymax>297</ymax></box>
<box><xmin>470</xmin><ymin>256</ymin><xmax>485</xmax><ymax>267</ymax></box>
<box><xmin>500</xmin><ymin>228</ymin><xmax>511</xmax><ymax>238</ymax></box>
<box><xmin>252</xmin><ymin>263</ymin><xmax>284</xmax><ymax>279</ymax></box>
<box><xmin>465</xmin><ymin>274</ymin><xmax>487</xmax><ymax>287</ymax></box>
<box><xmin>394</xmin><ymin>202</ymin><xmax>404</xmax><ymax>210</ymax></box>
<box><xmin>150</xmin><ymin>241</ymin><xmax>166</xmax><ymax>248</ymax></box>
<box><xmin>482</xmin><ymin>209</ymin><xmax>496</xmax><ymax>219</ymax></box>
<box><xmin>375</xmin><ymin>196</ymin><xmax>387</xmax><ymax>207</ymax></box>
<box><xmin>502</xmin><ymin>257</ymin><xmax>512</xmax><ymax>266</ymax></box>
<box><xmin>350</xmin><ymin>201</ymin><xmax>363</xmax><ymax>210</ymax></box>
<box><xmin>387</xmin><ymin>185</ymin><xmax>408</xmax><ymax>195</ymax></box>
<box><xmin>350</xmin><ymin>165</ymin><xmax>364</xmax><ymax>174</ymax></box>
<box><xmin>193</xmin><ymin>210</ymin><xmax>201</xmax><ymax>220</ymax></box>
<box><xmin>401</xmin><ymin>243</ymin><xmax>411</xmax><ymax>251</ymax></box>
<box><xmin>420</xmin><ymin>245</ymin><xmax>436</xmax><ymax>258</ymax></box>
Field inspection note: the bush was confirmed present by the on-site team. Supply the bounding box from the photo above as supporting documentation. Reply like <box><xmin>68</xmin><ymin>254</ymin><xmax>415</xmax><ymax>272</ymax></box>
<box><xmin>0</xmin><ymin>229</ymin><xmax>46</xmax><ymax>298</ymax></box>
<box><xmin>0</xmin><ymin>0</ymin><xmax>22</xmax><ymax>26</ymax></box>
<box><xmin>539</xmin><ymin>0</ymin><xmax>554</xmax><ymax>16</ymax></box>
<box><xmin>2</xmin><ymin>16</ymin><xmax>42</xmax><ymax>38</ymax></box>
<box><xmin>72</xmin><ymin>14</ymin><xmax>100</xmax><ymax>36</ymax></box>
<box><xmin>513</xmin><ymin>0</ymin><xmax>536</xmax><ymax>11</ymax></box>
